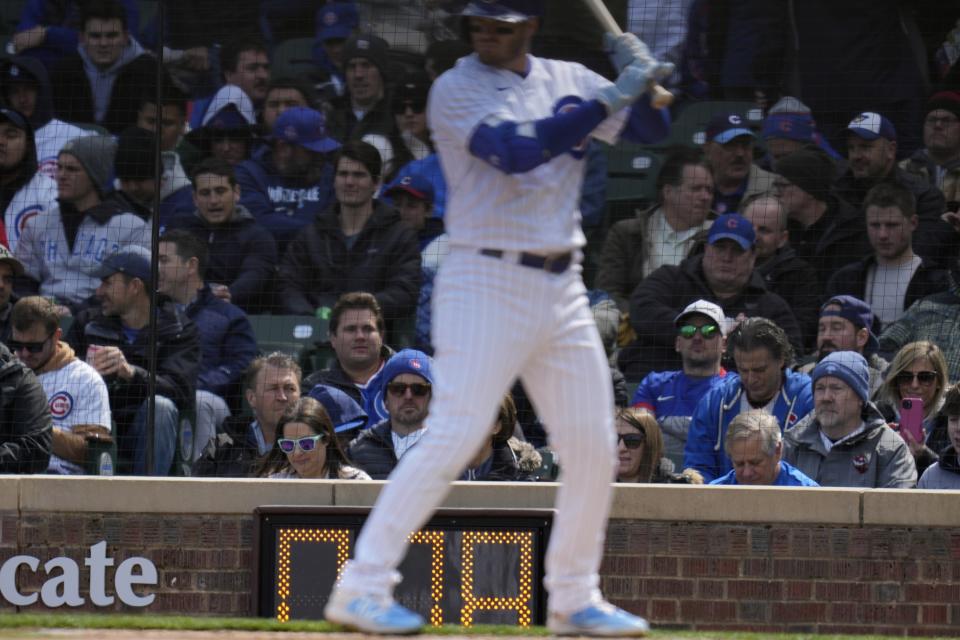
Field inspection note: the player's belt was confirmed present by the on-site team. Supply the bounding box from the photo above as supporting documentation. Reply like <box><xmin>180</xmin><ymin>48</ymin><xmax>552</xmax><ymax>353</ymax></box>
<box><xmin>478</xmin><ymin>248</ymin><xmax>573</xmax><ymax>274</ymax></box>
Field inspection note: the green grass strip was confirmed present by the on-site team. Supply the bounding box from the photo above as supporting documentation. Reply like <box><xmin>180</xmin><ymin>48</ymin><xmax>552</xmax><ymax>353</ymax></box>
<box><xmin>0</xmin><ymin>614</ymin><xmax>952</xmax><ymax>639</ymax></box>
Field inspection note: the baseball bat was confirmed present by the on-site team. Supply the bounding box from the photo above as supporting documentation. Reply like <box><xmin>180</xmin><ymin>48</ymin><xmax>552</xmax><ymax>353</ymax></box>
<box><xmin>580</xmin><ymin>0</ymin><xmax>675</xmax><ymax>109</ymax></box>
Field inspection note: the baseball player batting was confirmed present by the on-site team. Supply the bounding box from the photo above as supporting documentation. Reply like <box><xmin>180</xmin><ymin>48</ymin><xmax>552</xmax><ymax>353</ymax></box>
<box><xmin>325</xmin><ymin>1</ymin><xmax>672</xmax><ymax>635</ymax></box>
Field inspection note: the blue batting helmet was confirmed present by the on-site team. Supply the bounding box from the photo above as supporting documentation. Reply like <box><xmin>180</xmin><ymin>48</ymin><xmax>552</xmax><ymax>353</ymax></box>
<box><xmin>460</xmin><ymin>0</ymin><xmax>544</xmax><ymax>22</ymax></box>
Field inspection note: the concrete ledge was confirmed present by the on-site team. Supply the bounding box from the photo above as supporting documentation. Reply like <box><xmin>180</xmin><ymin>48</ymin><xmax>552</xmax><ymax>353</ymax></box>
<box><xmin>0</xmin><ymin>478</ymin><xmax>19</xmax><ymax>510</ymax></box>
<box><xmin>862</xmin><ymin>488</ymin><xmax>960</xmax><ymax>526</ymax></box>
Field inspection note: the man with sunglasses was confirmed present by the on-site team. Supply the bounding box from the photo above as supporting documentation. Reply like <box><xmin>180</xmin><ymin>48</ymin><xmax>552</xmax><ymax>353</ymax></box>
<box><xmin>10</xmin><ymin>296</ymin><xmax>110</xmax><ymax>474</ymax></box>
<box><xmin>632</xmin><ymin>300</ymin><xmax>728</xmax><ymax>465</ymax></box>
<box><xmin>325</xmin><ymin>0</ymin><xmax>673</xmax><ymax>635</ymax></box>
<box><xmin>783</xmin><ymin>351</ymin><xmax>916</xmax><ymax>488</ymax></box>
<box><xmin>346</xmin><ymin>349</ymin><xmax>432</xmax><ymax>480</ymax></box>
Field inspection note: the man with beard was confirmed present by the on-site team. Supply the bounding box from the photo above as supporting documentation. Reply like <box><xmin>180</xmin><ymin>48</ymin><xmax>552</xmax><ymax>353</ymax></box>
<box><xmin>797</xmin><ymin>296</ymin><xmax>888</xmax><ymax>401</ymax></box>
<box><xmin>784</xmin><ymin>351</ymin><xmax>916</xmax><ymax>488</ymax></box>
<box><xmin>702</xmin><ymin>113</ymin><xmax>775</xmax><ymax>215</ymax></box>
<box><xmin>235</xmin><ymin>107</ymin><xmax>340</xmax><ymax>250</ymax></box>
<box><xmin>346</xmin><ymin>349</ymin><xmax>432</xmax><ymax>479</ymax></box>
<box><xmin>631</xmin><ymin>300</ymin><xmax>728</xmax><ymax>464</ymax></box>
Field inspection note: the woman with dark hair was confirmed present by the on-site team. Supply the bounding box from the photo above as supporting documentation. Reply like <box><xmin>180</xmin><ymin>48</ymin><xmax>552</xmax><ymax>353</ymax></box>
<box><xmin>257</xmin><ymin>397</ymin><xmax>369</xmax><ymax>479</ymax></box>
<box><xmin>460</xmin><ymin>394</ymin><xmax>541</xmax><ymax>481</ymax></box>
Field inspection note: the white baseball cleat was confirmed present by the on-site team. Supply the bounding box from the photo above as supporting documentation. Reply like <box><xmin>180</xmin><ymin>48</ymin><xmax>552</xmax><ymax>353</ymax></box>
<box><xmin>547</xmin><ymin>600</ymin><xmax>650</xmax><ymax>637</ymax></box>
<box><xmin>324</xmin><ymin>589</ymin><xmax>425</xmax><ymax>635</ymax></box>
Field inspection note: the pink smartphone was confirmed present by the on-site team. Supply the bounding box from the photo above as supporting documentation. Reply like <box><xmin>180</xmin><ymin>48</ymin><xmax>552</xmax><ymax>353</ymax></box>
<box><xmin>899</xmin><ymin>397</ymin><xmax>925</xmax><ymax>443</ymax></box>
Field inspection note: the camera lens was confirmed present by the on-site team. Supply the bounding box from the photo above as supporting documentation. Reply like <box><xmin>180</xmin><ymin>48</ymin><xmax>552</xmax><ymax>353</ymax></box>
<box><xmin>903</xmin><ymin>399</ymin><xmax>912</xmax><ymax>410</ymax></box>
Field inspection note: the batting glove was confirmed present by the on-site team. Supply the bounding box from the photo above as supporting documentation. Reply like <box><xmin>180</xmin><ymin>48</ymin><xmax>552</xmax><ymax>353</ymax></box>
<box><xmin>594</xmin><ymin>62</ymin><xmax>648</xmax><ymax>113</ymax></box>
<box><xmin>604</xmin><ymin>32</ymin><xmax>653</xmax><ymax>73</ymax></box>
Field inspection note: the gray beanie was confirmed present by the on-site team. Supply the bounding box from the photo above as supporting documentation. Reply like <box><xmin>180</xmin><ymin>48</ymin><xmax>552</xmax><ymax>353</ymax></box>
<box><xmin>60</xmin><ymin>135</ymin><xmax>117</xmax><ymax>195</ymax></box>
<box><xmin>811</xmin><ymin>351</ymin><xmax>870</xmax><ymax>404</ymax></box>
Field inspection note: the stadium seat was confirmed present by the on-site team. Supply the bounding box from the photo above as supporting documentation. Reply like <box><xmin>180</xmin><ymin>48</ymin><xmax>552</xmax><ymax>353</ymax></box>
<box><xmin>666</xmin><ymin>100</ymin><xmax>764</xmax><ymax>148</ymax></box>
<box><xmin>248</xmin><ymin>315</ymin><xmax>329</xmax><ymax>360</ymax></box>
<box><xmin>270</xmin><ymin>38</ymin><xmax>319</xmax><ymax>80</ymax></box>
<box><xmin>601</xmin><ymin>142</ymin><xmax>663</xmax><ymax>225</ymax></box>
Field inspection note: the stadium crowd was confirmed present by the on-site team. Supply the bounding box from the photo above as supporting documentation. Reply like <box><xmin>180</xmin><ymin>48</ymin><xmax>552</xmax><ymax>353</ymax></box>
<box><xmin>0</xmin><ymin>0</ymin><xmax>959</xmax><ymax>489</ymax></box>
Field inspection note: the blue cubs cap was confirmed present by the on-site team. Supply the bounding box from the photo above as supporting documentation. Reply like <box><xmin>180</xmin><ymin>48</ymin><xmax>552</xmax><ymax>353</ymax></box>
<box><xmin>461</xmin><ymin>0</ymin><xmax>544</xmax><ymax>22</ymax></box>
<box><xmin>382</xmin><ymin>348</ymin><xmax>434</xmax><ymax>386</ymax></box>
<box><xmin>316</xmin><ymin>2</ymin><xmax>358</xmax><ymax>41</ymax></box>
<box><xmin>812</xmin><ymin>351</ymin><xmax>871</xmax><ymax>404</ymax></box>
<box><xmin>707</xmin><ymin>213</ymin><xmax>755</xmax><ymax>250</ymax></box>
<box><xmin>762</xmin><ymin>113</ymin><xmax>815</xmax><ymax>143</ymax></box>
<box><xmin>0</xmin><ymin>107</ymin><xmax>29</xmax><ymax>130</ymax></box>
<box><xmin>271</xmin><ymin>107</ymin><xmax>341</xmax><ymax>154</ymax></box>
<box><xmin>706</xmin><ymin>113</ymin><xmax>756</xmax><ymax>144</ymax></box>
<box><xmin>385</xmin><ymin>172</ymin><xmax>434</xmax><ymax>203</ymax></box>
<box><xmin>307</xmin><ymin>384</ymin><xmax>368</xmax><ymax>434</ymax></box>
<box><xmin>820</xmin><ymin>295</ymin><xmax>879</xmax><ymax>352</ymax></box>
<box><xmin>93</xmin><ymin>245</ymin><xmax>152</xmax><ymax>285</ymax></box>
<box><xmin>847</xmin><ymin>112</ymin><xmax>897</xmax><ymax>142</ymax></box>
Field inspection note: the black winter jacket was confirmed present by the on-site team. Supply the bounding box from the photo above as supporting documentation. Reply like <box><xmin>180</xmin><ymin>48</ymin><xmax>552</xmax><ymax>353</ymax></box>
<box><xmin>0</xmin><ymin>342</ymin><xmax>52</xmax><ymax>473</ymax></box>
<box><xmin>347</xmin><ymin>420</ymin><xmax>401</xmax><ymax>480</ymax></box>
<box><xmin>787</xmin><ymin>194</ymin><xmax>869</xmax><ymax>287</ymax></box>
<box><xmin>755</xmin><ymin>245</ymin><xmax>821</xmax><ymax>350</ymax></box>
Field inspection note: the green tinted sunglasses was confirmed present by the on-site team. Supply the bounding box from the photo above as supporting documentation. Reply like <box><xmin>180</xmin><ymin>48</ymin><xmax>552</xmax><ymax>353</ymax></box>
<box><xmin>678</xmin><ymin>324</ymin><xmax>720</xmax><ymax>339</ymax></box>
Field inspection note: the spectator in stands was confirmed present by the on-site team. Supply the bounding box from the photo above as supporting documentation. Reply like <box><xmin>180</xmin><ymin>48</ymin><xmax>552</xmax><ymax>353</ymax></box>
<box><xmin>825</xmin><ymin>182</ymin><xmax>948</xmax><ymax>330</ymax></box>
<box><xmin>328</xmin><ymin>34</ymin><xmax>395</xmax><ymax>143</ymax></box>
<box><xmin>134</xmin><ymin>84</ymin><xmax>193</xmax><ymax>224</ymax></box>
<box><xmin>166</xmin><ymin>158</ymin><xmax>277</xmax><ymax>313</ymax></box>
<box><xmin>783</xmin><ymin>351</ymin><xmax>916</xmax><ymax>488</ymax></box>
<box><xmin>48</xmin><ymin>0</ymin><xmax>154</xmax><ymax>132</ymax></box>
<box><xmin>382</xmin><ymin>171</ymin><xmax>443</xmax><ymax>250</ymax></box>
<box><xmin>9</xmin><ymin>0</ymin><xmax>138</xmax><ymax>70</ymax></box>
<box><xmin>631</xmin><ymin>300</ymin><xmax>728</xmax><ymax>463</ymax></box>
<box><xmin>774</xmin><ymin>145</ymin><xmax>866</xmax><ymax>286</ymax></box>
<box><xmin>113</xmin><ymin>126</ymin><xmax>161</xmax><ymax>214</ymax></box>
<box><xmin>15</xmin><ymin>135</ymin><xmax>148</xmax><ymax>312</ymax></box>
<box><xmin>460</xmin><ymin>394</ymin><xmax>541</xmax><ymax>482</ymax></box>
<box><xmin>310</xmin><ymin>2</ymin><xmax>360</xmax><ymax>101</ymax></box>
<box><xmin>0</xmin><ymin>108</ymin><xmax>57</xmax><ymax>252</ymax></box>
<box><xmin>382</xmin><ymin>70</ymin><xmax>434</xmax><ymax>182</ymax></box>
<box><xmin>0</xmin><ymin>55</ymin><xmax>92</xmax><ymax>178</ymax></box>
<box><xmin>257</xmin><ymin>397</ymin><xmax>370</xmax><ymax>480</ymax></box>
<box><xmin>684</xmin><ymin>317</ymin><xmax>813</xmax><ymax>483</ymax></box>
<box><xmin>261</xmin><ymin>78</ymin><xmax>312</xmax><ymax>133</ymax></box>
<box><xmin>304</xmin><ymin>292</ymin><xmax>394</xmax><ymax>428</ymax></box>
<box><xmin>0</xmin><ymin>247</ymin><xmax>23</xmax><ymax>342</ymax></box>
<box><xmin>740</xmin><ymin>193</ymin><xmax>820</xmax><ymax>347</ymax></box>
<box><xmin>615</xmin><ymin>407</ymin><xmax>673</xmax><ymax>484</ymax></box>
<box><xmin>760</xmin><ymin>96</ymin><xmax>841</xmax><ymax>167</ymax></box>
<box><xmin>621</xmin><ymin>213</ymin><xmax>801</xmax><ymax>381</ymax></box>
<box><xmin>66</xmin><ymin>246</ymin><xmax>199</xmax><ymax>475</ymax></box>
<box><xmin>157</xmin><ymin>230</ymin><xmax>257</xmax><ymax>463</ymax></box>
<box><xmin>186</xmin><ymin>86</ymin><xmax>258</xmax><ymax>168</ymax></box>
<box><xmin>278</xmin><ymin>140</ymin><xmax>420</xmax><ymax>319</ymax></box>
<box><xmin>878</xmin><ymin>341</ymin><xmax>949</xmax><ymax>479</ymax></box>
<box><xmin>193</xmin><ymin>353</ymin><xmax>300</xmax><ymax>477</ymax></box>
<box><xmin>834</xmin><ymin>112</ymin><xmax>954</xmax><ymax>268</ymax></box>
<box><xmin>10</xmin><ymin>296</ymin><xmax>110</xmax><ymax>474</ymax></box>
<box><xmin>879</xmin><ymin>263</ymin><xmax>960</xmax><ymax>381</ymax></box>
<box><xmin>899</xmin><ymin>92</ymin><xmax>960</xmax><ymax>211</ymax></box>
<box><xmin>347</xmin><ymin>348</ymin><xmax>432</xmax><ymax>479</ymax></box>
<box><xmin>597</xmin><ymin>148</ymin><xmax>715</xmax><ymax>314</ymax></box>
<box><xmin>188</xmin><ymin>38</ymin><xmax>270</xmax><ymax>130</ymax></box>
<box><xmin>306</xmin><ymin>383</ymin><xmax>368</xmax><ymax>447</ymax></box>
<box><xmin>0</xmin><ymin>340</ymin><xmax>52</xmax><ymax>473</ymax></box>
<box><xmin>235</xmin><ymin>106</ymin><xmax>340</xmax><ymax>250</ymax></box>
<box><xmin>709</xmin><ymin>411</ymin><xmax>819</xmax><ymax>486</ymax></box>
<box><xmin>797</xmin><ymin>296</ymin><xmax>888</xmax><ymax>401</ymax></box>
<box><xmin>917</xmin><ymin>382</ymin><xmax>960</xmax><ymax>489</ymax></box>
<box><xmin>702</xmin><ymin>113</ymin><xmax>774</xmax><ymax>215</ymax></box>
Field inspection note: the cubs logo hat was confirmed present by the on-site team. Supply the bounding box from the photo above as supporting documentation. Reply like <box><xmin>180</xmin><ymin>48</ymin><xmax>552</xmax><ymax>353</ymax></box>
<box><xmin>707</xmin><ymin>213</ymin><xmax>755</xmax><ymax>250</ymax></box>
<box><xmin>385</xmin><ymin>172</ymin><xmax>434</xmax><ymax>203</ymax></box>
<box><xmin>847</xmin><ymin>112</ymin><xmax>897</xmax><ymax>141</ymax></box>
<box><xmin>316</xmin><ymin>2</ymin><xmax>358</xmax><ymax>42</ymax></box>
<box><xmin>270</xmin><ymin>107</ymin><xmax>341</xmax><ymax>154</ymax></box>
<box><xmin>93</xmin><ymin>246</ymin><xmax>153</xmax><ymax>286</ymax></box>
<box><xmin>382</xmin><ymin>348</ymin><xmax>434</xmax><ymax>386</ymax></box>
<box><xmin>762</xmin><ymin>113</ymin><xmax>815</xmax><ymax>143</ymax></box>
<box><xmin>706</xmin><ymin>113</ymin><xmax>756</xmax><ymax>144</ymax></box>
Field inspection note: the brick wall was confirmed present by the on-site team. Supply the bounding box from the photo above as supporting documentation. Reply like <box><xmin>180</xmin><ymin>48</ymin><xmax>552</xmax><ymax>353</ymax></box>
<box><xmin>603</xmin><ymin>520</ymin><xmax>960</xmax><ymax>636</ymax></box>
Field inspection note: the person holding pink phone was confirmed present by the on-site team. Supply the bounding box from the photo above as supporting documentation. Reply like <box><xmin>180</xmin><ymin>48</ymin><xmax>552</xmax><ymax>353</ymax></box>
<box><xmin>880</xmin><ymin>340</ymin><xmax>950</xmax><ymax>477</ymax></box>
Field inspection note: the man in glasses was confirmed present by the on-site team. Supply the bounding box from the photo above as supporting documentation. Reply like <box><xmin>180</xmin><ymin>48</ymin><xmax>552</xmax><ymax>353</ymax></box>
<box><xmin>10</xmin><ymin>296</ymin><xmax>110</xmax><ymax>474</ymax></box>
<box><xmin>631</xmin><ymin>299</ymin><xmax>728</xmax><ymax>464</ymax></box>
<box><xmin>346</xmin><ymin>349</ymin><xmax>433</xmax><ymax>480</ymax></box>
<box><xmin>900</xmin><ymin>92</ymin><xmax>960</xmax><ymax>209</ymax></box>
<box><xmin>797</xmin><ymin>296</ymin><xmax>888</xmax><ymax>401</ymax></box>
<box><xmin>784</xmin><ymin>351</ymin><xmax>916</xmax><ymax>488</ymax></box>
<box><xmin>325</xmin><ymin>0</ymin><xmax>673</xmax><ymax>635</ymax></box>
<box><xmin>684</xmin><ymin>317</ymin><xmax>814</xmax><ymax>483</ymax></box>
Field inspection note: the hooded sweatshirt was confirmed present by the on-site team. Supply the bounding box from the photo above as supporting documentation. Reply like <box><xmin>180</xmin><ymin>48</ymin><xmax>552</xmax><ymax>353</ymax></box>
<box><xmin>0</xmin><ymin>115</ymin><xmax>57</xmax><ymax>251</ymax></box>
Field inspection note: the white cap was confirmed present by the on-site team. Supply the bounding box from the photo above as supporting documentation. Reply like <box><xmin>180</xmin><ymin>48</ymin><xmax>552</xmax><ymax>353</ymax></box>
<box><xmin>674</xmin><ymin>300</ymin><xmax>727</xmax><ymax>335</ymax></box>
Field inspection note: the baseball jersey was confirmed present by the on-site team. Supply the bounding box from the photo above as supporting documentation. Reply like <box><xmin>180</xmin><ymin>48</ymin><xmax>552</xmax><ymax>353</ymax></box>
<box><xmin>427</xmin><ymin>53</ymin><xmax>628</xmax><ymax>253</ymax></box>
<box><xmin>39</xmin><ymin>358</ymin><xmax>112</xmax><ymax>475</ymax></box>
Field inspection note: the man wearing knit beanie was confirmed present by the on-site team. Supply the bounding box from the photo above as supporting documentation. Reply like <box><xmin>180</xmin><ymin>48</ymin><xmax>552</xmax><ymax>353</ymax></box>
<box><xmin>782</xmin><ymin>350</ymin><xmax>917</xmax><ymax>488</ymax></box>
<box><xmin>773</xmin><ymin>146</ymin><xmax>868</xmax><ymax>285</ymax></box>
<box><xmin>900</xmin><ymin>91</ymin><xmax>960</xmax><ymax>211</ymax></box>
<box><xmin>329</xmin><ymin>33</ymin><xmax>394</xmax><ymax>142</ymax></box>
<box><xmin>114</xmin><ymin>127</ymin><xmax>158</xmax><ymax>212</ymax></box>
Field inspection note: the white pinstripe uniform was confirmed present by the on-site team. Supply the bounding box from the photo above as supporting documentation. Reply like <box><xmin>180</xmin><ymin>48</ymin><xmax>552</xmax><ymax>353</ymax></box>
<box><xmin>335</xmin><ymin>52</ymin><xmax>629</xmax><ymax>616</ymax></box>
